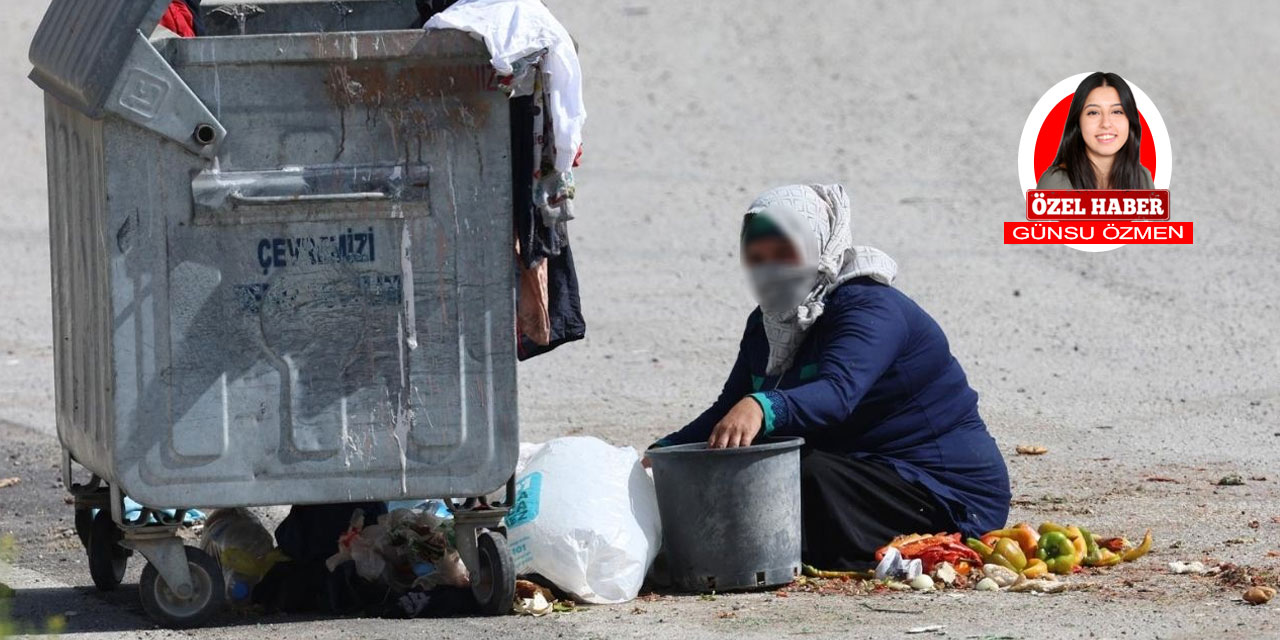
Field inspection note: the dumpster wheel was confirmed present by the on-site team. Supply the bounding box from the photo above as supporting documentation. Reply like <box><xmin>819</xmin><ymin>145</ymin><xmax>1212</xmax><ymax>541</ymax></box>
<box><xmin>139</xmin><ymin>546</ymin><xmax>224</xmax><ymax>629</ymax></box>
<box><xmin>73</xmin><ymin>508</ymin><xmax>93</xmax><ymax>549</ymax></box>
<box><xmin>87</xmin><ymin>511</ymin><xmax>130</xmax><ymax>591</ymax></box>
<box><xmin>471</xmin><ymin>530</ymin><xmax>515</xmax><ymax>615</ymax></box>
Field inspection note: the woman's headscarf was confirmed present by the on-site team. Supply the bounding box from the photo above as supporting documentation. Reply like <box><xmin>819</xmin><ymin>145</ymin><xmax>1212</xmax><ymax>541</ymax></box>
<box><xmin>743</xmin><ymin>184</ymin><xmax>898</xmax><ymax>375</ymax></box>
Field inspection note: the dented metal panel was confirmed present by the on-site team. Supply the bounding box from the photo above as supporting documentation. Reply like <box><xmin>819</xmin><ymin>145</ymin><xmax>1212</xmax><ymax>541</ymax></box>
<box><xmin>42</xmin><ymin>29</ymin><xmax>518</xmax><ymax>509</ymax></box>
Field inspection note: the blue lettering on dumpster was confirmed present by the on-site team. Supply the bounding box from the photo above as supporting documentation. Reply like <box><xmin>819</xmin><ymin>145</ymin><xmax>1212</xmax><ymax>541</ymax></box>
<box><xmin>256</xmin><ymin>227</ymin><xmax>378</xmax><ymax>275</ymax></box>
<box><xmin>234</xmin><ymin>273</ymin><xmax>403</xmax><ymax>314</ymax></box>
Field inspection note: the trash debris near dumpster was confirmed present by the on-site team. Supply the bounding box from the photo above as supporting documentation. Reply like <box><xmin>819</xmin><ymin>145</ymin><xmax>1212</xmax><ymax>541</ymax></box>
<box><xmin>199</xmin><ymin>508</ymin><xmax>284</xmax><ymax>604</ymax></box>
<box><xmin>508</xmin><ymin>437</ymin><xmax>661</xmax><ymax>604</ymax></box>
<box><xmin>326</xmin><ymin>508</ymin><xmax>469</xmax><ymax>592</ymax></box>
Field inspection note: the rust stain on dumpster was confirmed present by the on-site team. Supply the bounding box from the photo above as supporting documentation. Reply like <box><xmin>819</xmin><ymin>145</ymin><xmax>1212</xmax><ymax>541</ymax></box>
<box><xmin>325</xmin><ymin>62</ymin><xmax>495</xmax><ymax>161</ymax></box>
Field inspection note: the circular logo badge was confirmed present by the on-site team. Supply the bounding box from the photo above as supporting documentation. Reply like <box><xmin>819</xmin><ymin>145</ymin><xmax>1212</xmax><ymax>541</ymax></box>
<box><xmin>1018</xmin><ymin>73</ymin><xmax>1172</xmax><ymax>252</ymax></box>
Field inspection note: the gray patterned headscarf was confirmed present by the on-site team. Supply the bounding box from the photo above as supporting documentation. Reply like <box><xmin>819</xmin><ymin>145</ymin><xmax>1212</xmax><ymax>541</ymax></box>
<box><xmin>744</xmin><ymin>184</ymin><xmax>899</xmax><ymax>375</ymax></box>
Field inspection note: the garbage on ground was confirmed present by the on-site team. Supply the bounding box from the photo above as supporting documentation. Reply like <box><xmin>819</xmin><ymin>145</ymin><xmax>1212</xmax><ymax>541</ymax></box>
<box><xmin>875</xmin><ymin>532</ymin><xmax>983</xmax><ymax>574</ymax></box>
<box><xmin>804</xmin><ymin>564</ymin><xmax>874</xmax><ymax>580</ymax></box>
<box><xmin>1168</xmin><ymin>561</ymin><xmax>1215</xmax><ymax>575</ymax></box>
<box><xmin>513</xmin><ymin>580</ymin><xmax>561</xmax><ymax>616</ymax></box>
<box><xmin>1243</xmin><ymin>586</ymin><xmax>1276</xmax><ymax>605</ymax></box>
<box><xmin>326</xmin><ymin>508</ymin><xmax>468</xmax><ymax>592</ymax></box>
<box><xmin>981</xmin><ymin>564</ymin><xmax>1019</xmax><ymax>588</ymax></box>
<box><xmin>795</xmin><ymin>521</ymin><xmax>1155</xmax><ymax>598</ymax></box>
<box><xmin>199</xmin><ymin>508</ymin><xmax>285</xmax><ymax>604</ymax></box>
<box><xmin>0</xmin><ymin>477</ymin><xmax>20</xmax><ymax>489</ymax></box>
<box><xmin>909</xmin><ymin>575</ymin><xmax>935</xmax><ymax>591</ymax></box>
<box><xmin>968</xmin><ymin>522</ymin><xmax>1150</xmax><ymax>578</ymax></box>
<box><xmin>906</xmin><ymin>624</ymin><xmax>945</xmax><ymax>634</ymax></box>
<box><xmin>1015</xmin><ymin>445</ymin><xmax>1048</xmax><ymax>456</ymax></box>
<box><xmin>1007</xmin><ymin>576</ymin><xmax>1073</xmax><ymax>593</ymax></box>
<box><xmin>873</xmin><ymin>546</ymin><xmax>922</xmax><ymax>581</ymax></box>
<box><xmin>250</xmin><ymin>504</ymin><xmax>474</xmax><ymax>619</ymax></box>
<box><xmin>1216</xmin><ymin>474</ymin><xmax>1246</xmax><ymax>486</ymax></box>
<box><xmin>507</xmin><ymin>437</ymin><xmax>661</xmax><ymax>604</ymax></box>
<box><xmin>931</xmin><ymin>562</ymin><xmax>959</xmax><ymax>586</ymax></box>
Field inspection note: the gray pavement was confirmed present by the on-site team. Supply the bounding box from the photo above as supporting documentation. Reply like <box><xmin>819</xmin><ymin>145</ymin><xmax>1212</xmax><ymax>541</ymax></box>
<box><xmin>3</xmin><ymin>1</ymin><xmax>1280</xmax><ymax>638</ymax></box>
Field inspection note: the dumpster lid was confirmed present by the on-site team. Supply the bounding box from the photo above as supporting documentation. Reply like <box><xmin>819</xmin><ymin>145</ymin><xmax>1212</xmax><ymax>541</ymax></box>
<box><xmin>29</xmin><ymin>0</ymin><xmax>173</xmax><ymax>115</ymax></box>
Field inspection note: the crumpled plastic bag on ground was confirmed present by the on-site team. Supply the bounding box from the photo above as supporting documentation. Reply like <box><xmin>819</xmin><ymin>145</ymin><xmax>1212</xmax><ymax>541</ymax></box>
<box><xmin>199</xmin><ymin>508</ymin><xmax>283</xmax><ymax>603</ymax></box>
<box><xmin>506</xmin><ymin>436</ymin><xmax>661</xmax><ymax>604</ymax></box>
<box><xmin>326</xmin><ymin>508</ymin><xmax>468</xmax><ymax>592</ymax></box>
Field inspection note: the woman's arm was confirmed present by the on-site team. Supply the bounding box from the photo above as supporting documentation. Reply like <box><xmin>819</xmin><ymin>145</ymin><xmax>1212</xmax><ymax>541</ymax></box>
<box><xmin>753</xmin><ymin>290</ymin><xmax>908</xmax><ymax>435</ymax></box>
<box><xmin>651</xmin><ymin>321</ymin><xmax>755</xmax><ymax>448</ymax></box>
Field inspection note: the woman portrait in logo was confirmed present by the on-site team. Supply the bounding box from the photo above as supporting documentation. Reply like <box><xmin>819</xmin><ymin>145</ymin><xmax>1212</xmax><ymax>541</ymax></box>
<box><xmin>1037</xmin><ymin>72</ymin><xmax>1154</xmax><ymax>190</ymax></box>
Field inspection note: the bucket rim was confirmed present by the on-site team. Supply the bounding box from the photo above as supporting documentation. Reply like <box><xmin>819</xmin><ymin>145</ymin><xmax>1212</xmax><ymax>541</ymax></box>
<box><xmin>647</xmin><ymin>436</ymin><xmax>804</xmax><ymax>458</ymax></box>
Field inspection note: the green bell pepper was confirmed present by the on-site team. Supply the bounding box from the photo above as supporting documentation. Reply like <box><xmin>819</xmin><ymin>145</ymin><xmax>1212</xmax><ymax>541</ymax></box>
<box><xmin>1036</xmin><ymin>531</ymin><xmax>1078</xmax><ymax>574</ymax></box>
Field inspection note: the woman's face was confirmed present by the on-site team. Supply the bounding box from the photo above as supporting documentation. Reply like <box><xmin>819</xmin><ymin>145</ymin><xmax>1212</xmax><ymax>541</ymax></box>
<box><xmin>1079</xmin><ymin>85</ymin><xmax>1129</xmax><ymax>158</ymax></box>
<box><xmin>743</xmin><ymin>236</ymin><xmax>802</xmax><ymax>266</ymax></box>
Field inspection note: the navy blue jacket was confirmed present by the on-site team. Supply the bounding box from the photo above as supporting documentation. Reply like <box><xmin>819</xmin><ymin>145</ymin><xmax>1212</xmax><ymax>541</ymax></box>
<box><xmin>659</xmin><ymin>278</ymin><xmax>1010</xmax><ymax>538</ymax></box>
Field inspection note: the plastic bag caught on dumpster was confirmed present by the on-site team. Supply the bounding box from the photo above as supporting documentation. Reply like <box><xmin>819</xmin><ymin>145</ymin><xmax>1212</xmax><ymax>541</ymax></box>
<box><xmin>507</xmin><ymin>437</ymin><xmax>661</xmax><ymax>604</ymax></box>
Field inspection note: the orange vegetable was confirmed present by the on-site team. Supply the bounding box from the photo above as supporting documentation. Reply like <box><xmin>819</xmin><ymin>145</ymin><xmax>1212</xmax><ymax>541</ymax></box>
<box><xmin>1021</xmin><ymin>558</ymin><xmax>1048</xmax><ymax>578</ymax></box>
<box><xmin>980</xmin><ymin>523</ymin><xmax>1040</xmax><ymax>558</ymax></box>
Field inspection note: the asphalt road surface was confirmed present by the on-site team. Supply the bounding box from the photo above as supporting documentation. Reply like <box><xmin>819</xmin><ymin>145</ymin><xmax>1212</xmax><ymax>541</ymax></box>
<box><xmin>3</xmin><ymin>1</ymin><xmax>1279</xmax><ymax>638</ymax></box>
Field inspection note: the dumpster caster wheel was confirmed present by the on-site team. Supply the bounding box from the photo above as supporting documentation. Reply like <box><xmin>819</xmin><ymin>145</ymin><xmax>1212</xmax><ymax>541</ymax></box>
<box><xmin>139</xmin><ymin>546</ymin><xmax>224</xmax><ymax>629</ymax></box>
<box><xmin>73</xmin><ymin>508</ymin><xmax>93</xmax><ymax>549</ymax></box>
<box><xmin>471</xmin><ymin>530</ymin><xmax>515</xmax><ymax>616</ymax></box>
<box><xmin>87</xmin><ymin>511</ymin><xmax>129</xmax><ymax>591</ymax></box>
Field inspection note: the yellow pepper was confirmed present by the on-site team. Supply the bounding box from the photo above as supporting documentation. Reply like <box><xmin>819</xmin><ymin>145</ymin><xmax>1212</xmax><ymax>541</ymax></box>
<box><xmin>1038</xmin><ymin>522</ymin><xmax>1069</xmax><ymax>536</ymax></box>
<box><xmin>1021</xmin><ymin>558</ymin><xmax>1049</xmax><ymax>578</ymax></box>
<box><xmin>982</xmin><ymin>523</ymin><xmax>1040</xmax><ymax>558</ymax></box>
<box><xmin>1122</xmin><ymin>530</ymin><xmax>1153</xmax><ymax>562</ymax></box>
<box><xmin>1071</xmin><ymin>535</ymin><xmax>1087</xmax><ymax>563</ymax></box>
<box><xmin>1093</xmin><ymin>548</ymin><xmax>1123</xmax><ymax>566</ymax></box>
<box><xmin>993</xmin><ymin>538</ymin><xmax>1028</xmax><ymax>572</ymax></box>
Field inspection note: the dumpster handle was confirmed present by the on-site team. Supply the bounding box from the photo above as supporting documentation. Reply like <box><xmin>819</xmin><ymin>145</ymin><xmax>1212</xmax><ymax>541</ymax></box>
<box><xmin>229</xmin><ymin>191</ymin><xmax>389</xmax><ymax>206</ymax></box>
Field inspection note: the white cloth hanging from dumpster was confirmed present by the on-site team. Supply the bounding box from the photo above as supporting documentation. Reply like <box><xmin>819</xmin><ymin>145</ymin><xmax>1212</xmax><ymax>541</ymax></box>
<box><xmin>424</xmin><ymin>0</ymin><xmax>586</xmax><ymax>172</ymax></box>
<box><xmin>507</xmin><ymin>437</ymin><xmax>661</xmax><ymax>604</ymax></box>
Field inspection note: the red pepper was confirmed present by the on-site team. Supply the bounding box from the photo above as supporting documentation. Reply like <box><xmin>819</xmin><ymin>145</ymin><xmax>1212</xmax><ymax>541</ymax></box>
<box><xmin>874</xmin><ymin>533</ymin><xmax>983</xmax><ymax>573</ymax></box>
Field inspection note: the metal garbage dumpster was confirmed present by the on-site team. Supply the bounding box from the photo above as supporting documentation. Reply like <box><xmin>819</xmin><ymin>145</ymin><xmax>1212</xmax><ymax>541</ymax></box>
<box><xmin>29</xmin><ymin>0</ymin><xmax>519</xmax><ymax>626</ymax></box>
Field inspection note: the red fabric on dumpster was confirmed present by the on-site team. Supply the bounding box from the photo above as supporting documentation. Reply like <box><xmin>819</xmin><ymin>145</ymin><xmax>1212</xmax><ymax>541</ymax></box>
<box><xmin>159</xmin><ymin>1</ymin><xmax>197</xmax><ymax>38</ymax></box>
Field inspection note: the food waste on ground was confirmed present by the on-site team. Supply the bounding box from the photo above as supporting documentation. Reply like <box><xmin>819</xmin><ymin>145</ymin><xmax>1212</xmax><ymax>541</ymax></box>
<box><xmin>784</xmin><ymin>521</ymin><xmax>1158</xmax><ymax>595</ymax></box>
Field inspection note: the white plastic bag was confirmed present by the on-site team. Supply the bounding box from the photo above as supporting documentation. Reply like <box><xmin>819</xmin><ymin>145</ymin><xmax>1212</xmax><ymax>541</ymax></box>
<box><xmin>506</xmin><ymin>437</ymin><xmax>661</xmax><ymax>604</ymax></box>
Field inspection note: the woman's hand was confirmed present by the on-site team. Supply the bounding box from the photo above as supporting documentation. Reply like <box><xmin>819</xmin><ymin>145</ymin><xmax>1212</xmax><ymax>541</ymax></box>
<box><xmin>708</xmin><ymin>397</ymin><xmax>764</xmax><ymax>448</ymax></box>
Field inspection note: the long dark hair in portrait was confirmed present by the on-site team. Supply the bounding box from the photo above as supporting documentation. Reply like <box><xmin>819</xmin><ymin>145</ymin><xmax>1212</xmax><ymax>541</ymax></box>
<box><xmin>1051</xmin><ymin>72</ymin><xmax>1144</xmax><ymax>189</ymax></box>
